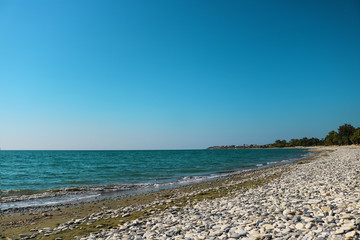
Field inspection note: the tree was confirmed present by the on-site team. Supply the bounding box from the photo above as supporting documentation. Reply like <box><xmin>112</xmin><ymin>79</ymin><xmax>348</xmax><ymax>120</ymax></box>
<box><xmin>308</xmin><ymin>137</ymin><xmax>320</xmax><ymax>146</ymax></box>
<box><xmin>350</xmin><ymin>128</ymin><xmax>360</xmax><ymax>144</ymax></box>
<box><xmin>299</xmin><ymin>137</ymin><xmax>308</xmax><ymax>146</ymax></box>
<box><xmin>273</xmin><ymin>139</ymin><xmax>287</xmax><ymax>147</ymax></box>
<box><xmin>265</xmin><ymin>123</ymin><xmax>358</xmax><ymax>147</ymax></box>
<box><xmin>324</xmin><ymin>131</ymin><xmax>339</xmax><ymax>145</ymax></box>
<box><xmin>288</xmin><ymin>139</ymin><xmax>300</xmax><ymax>147</ymax></box>
<box><xmin>338</xmin><ymin>124</ymin><xmax>355</xmax><ymax>145</ymax></box>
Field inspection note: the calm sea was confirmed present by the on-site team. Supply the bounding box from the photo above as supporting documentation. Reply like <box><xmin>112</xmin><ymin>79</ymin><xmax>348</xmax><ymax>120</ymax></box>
<box><xmin>0</xmin><ymin>149</ymin><xmax>309</xmax><ymax>194</ymax></box>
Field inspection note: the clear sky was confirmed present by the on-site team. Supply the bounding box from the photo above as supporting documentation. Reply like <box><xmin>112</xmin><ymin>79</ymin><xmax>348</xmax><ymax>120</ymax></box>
<box><xmin>0</xmin><ymin>0</ymin><xmax>359</xmax><ymax>150</ymax></box>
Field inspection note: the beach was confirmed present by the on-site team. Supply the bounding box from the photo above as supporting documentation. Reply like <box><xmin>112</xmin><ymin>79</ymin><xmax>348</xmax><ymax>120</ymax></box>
<box><xmin>0</xmin><ymin>149</ymin><xmax>309</xmax><ymax>210</ymax></box>
<box><xmin>1</xmin><ymin>146</ymin><xmax>359</xmax><ymax>239</ymax></box>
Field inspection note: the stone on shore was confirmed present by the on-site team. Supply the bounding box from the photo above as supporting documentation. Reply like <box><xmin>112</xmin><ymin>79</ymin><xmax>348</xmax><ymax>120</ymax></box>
<box><xmin>13</xmin><ymin>147</ymin><xmax>360</xmax><ymax>240</ymax></box>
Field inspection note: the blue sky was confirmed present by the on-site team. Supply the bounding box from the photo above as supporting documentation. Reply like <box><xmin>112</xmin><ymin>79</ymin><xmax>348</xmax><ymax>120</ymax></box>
<box><xmin>0</xmin><ymin>0</ymin><xmax>359</xmax><ymax>150</ymax></box>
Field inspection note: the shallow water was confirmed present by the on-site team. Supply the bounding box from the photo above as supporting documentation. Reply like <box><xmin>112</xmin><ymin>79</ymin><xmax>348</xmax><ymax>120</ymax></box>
<box><xmin>1</xmin><ymin>149</ymin><xmax>311</xmax><ymax>210</ymax></box>
<box><xmin>1</xmin><ymin>149</ymin><xmax>309</xmax><ymax>192</ymax></box>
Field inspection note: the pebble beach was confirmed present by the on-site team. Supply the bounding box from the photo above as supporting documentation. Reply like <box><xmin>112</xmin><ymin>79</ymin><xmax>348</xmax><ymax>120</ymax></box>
<box><xmin>1</xmin><ymin>146</ymin><xmax>359</xmax><ymax>240</ymax></box>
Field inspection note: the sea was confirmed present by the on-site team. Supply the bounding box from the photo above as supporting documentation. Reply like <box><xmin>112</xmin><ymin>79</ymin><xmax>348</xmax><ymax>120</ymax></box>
<box><xmin>0</xmin><ymin>149</ymin><xmax>310</xmax><ymax>210</ymax></box>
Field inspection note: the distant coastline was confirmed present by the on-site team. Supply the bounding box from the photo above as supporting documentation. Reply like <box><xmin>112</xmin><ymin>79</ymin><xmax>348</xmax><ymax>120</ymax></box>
<box><xmin>206</xmin><ymin>145</ymin><xmax>307</xmax><ymax>150</ymax></box>
<box><xmin>208</xmin><ymin>123</ymin><xmax>360</xmax><ymax>150</ymax></box>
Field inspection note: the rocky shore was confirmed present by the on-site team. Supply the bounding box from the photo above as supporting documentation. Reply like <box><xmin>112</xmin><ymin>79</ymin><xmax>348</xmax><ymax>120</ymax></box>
<box><xmin>1</xmin><ymin>146</ymin><xmax>359</xmax><ymax>240</ymax></box>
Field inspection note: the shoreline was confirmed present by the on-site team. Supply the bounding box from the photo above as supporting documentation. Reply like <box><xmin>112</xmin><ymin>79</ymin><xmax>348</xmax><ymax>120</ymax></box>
<box><xmin>1</xmin><ymin>146</ymin><xmax>359</xmax><ymax>239</ymax></box>
<box><xmin>0</xmin><ymin>147</ymin><xmax>321</xmax><ymax>239</ymax></box>
<box><xmin>0</xmin><ymin>148</ymin><xmax>311</xmax><ymax>209</ymax></box>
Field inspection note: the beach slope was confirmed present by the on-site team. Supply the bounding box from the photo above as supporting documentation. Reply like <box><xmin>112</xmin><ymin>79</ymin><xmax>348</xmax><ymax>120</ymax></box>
<box><xmin>1</xmin><ymin>146</ymin><xmax>359</xmax><ymax>239</ymax></box>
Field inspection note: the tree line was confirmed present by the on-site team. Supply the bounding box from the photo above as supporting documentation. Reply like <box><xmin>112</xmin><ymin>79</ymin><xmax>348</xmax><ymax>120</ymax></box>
<box><xmin>268</xmin><ymin>123</ymin><xmax>360</xmax><ymax>148</ymax></box>
<box><xmin>207</xmin><ymin>123</ymin><xmax>360</xmax><ymax>149</ymax></box>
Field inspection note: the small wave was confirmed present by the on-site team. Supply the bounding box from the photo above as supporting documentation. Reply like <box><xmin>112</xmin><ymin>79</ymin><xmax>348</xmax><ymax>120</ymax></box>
<box><xmin>0</xmin><ymin>193</ymin><xmax>101</xmax><ymax>210</ymax></box>
<box><xmin>0</xmin><ymin>189</ymin><xmax>45</xmax><ymax>198</ymax></box>
<box><xmin>149</xmin><ymin>174</ymin><xmax>222</xmax><ymax>188</ymax></box>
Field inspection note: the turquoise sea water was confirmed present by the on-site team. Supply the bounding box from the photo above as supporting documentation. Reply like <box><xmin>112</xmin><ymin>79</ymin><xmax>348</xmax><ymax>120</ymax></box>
<box><xmin>0</xmin><ymin>149</ymin><xmax>309</xmax><ymax>193</ymax></box>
